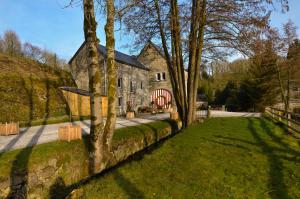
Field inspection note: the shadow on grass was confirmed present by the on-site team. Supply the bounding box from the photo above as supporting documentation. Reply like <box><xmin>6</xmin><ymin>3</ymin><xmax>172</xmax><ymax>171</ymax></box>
<box><xmin>247</xmin><ymin>118</ymin><xmax>289</xmax><ymax>199</ymax></box>
<box><xmin>198</xmin><ymin>118</ymin><xmax>299</xmax><ymax>199</ymax></box>
<box><xmin>49</xmin><ymin>177</ymin><xmax>67</xmax><ymax>199</ymax></box>
<box><xmin>113</xmin><ymin>170</ymin><xmax>145</xmax><ymax>199</ymax></box>
<box><xmin>7</xmin><ymin>69</ymin><xmax>51</xmax><ymax>198</ymax></box>
<box><xmin>48</xmin><ymin>119</ymin><xmax>180</xmax><ymax>198</ymax></box>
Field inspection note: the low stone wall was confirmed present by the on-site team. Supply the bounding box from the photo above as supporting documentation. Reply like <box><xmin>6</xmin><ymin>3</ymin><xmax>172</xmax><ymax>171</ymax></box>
<box><xmin>0</xmin><ymin>121</ymin><xmax>180</xmax><ymax>198</ymax></box>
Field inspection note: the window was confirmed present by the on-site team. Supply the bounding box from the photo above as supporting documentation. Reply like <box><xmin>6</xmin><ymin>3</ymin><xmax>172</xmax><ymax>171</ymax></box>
<box><xmin>118</xmin><ymin>97</ymin><xmax>122</xmax><ymax>106</ymax></box>
<box><xmin>141</xmin><ymin>97</ymin><xmax>144</xmax><ymax>105</ymax></box>
<box><xmin>130</xmin><ymin>81</ymin><xmax>136</xmax><ymax>93</ymax></box>
<box><xmin>156</xmin><ymin>73</ymin><xmax>161</xmax><ymax>81</ymax></box>
<box><xmin>140</xmin><ymin>81</ymin><xmax>143</xmax><ymax>89</ymax></box>
<box><xmin>118</xmin><ymin>78</ymin><xmax>122</xmax><ymax>88</ymax></box>
<box><xmin>162</xmin><ymin>72</ymin><xmax>166</xmax><ymax>80</ymax></box>
<box><xmin>130</xmin><ymin>81</ymin><xmax>133</xmax><ymax>92</ymax></box>
<box><xmin>156</xmin><ymin>72</ymin><xmax>166</xmax><ymax>81</ymax></box>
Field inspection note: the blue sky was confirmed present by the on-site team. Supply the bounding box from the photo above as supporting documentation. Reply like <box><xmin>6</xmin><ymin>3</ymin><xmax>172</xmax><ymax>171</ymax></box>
<box><xmin>0</xmin><ymin>0</ymin><xmax>299</xmax><ymax>61</ymax></box>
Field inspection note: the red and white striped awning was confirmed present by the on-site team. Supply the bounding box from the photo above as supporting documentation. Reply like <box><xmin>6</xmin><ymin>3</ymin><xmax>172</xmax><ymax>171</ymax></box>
<box><xmin>151</xmin><ymin>89</ymin><xmax>172</xmax><ymax>108</ymax></box>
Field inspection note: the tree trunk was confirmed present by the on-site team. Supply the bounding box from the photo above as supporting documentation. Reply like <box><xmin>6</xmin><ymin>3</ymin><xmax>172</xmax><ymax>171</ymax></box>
<box><xmin>155</xmin><ymin>0</ymin><xmax>207</xmax><ymax>128</ymax></box>
<box><xmin>83</xmin><ymin>0</ymin><xmax>117</xmax><ymax>174</ymax></box>
<box><xmin>170</xmin><ymin>0</ymin><xmax>188</xmax><ymax>127</ymax></box>
<box><xmin>187</xmin><ymin>0</ymin><xmax>206</xmax><ymax>126</ymax></box>
<box><xmin>83</xmin><ymin>0</ymin><xmax>105</xmax><ymax>173</ymax></box>
<box><xmin>154</xmin><ymin>0</ymin><xmax>187</xmax><ymax>126</ymax></box>
<box><xmin>276</xmin><ymin>63</ymin><xmax>288</xmax><ymax>115</ymax></box>
<box><xmin>104</xmin><ymin>0</ymin><xmax>117</xmax><ymax>153</ymax></box>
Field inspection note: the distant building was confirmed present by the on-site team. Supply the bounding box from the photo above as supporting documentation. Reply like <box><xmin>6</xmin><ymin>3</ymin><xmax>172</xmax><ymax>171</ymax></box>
<box><xmin>69</xmin><ymin>41</ymin><xmax>182</xmax><ymax>115</ymax></box>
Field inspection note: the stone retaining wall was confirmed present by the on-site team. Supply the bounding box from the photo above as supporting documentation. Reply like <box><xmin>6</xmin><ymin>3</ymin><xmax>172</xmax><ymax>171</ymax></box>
<box><xmin>0</xmin><ymin>121</ymin><xmax>180</xmax><ymax>198</ymax></box>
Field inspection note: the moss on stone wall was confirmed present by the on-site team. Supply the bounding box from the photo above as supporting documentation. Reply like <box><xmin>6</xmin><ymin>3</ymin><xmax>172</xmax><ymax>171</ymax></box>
<box><xmin>0</xmin><ymin>120</ymin><xmax>180</xmax><ymax>198</ymax></box>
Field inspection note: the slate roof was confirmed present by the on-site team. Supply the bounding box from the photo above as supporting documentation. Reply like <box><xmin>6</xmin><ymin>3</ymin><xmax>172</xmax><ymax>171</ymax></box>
<box><xmin>69</xmin><ymin>42</ymin><xmax>149</xmax><ymax>71</ymax></box>
<box><xmin>97</xmin><ymin>44</ymin><xmax>148</xmax><ymax>70</ymax></box>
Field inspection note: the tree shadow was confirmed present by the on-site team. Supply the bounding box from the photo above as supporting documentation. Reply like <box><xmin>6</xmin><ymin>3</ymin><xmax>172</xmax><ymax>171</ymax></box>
<box><xmin>49</xmin><ymin>177</ymin><xmax>67</xmax><ymax>199</ymax></box>
<box><xmin>199</xmin><ymin>136</ymin><xmax>256</xmax><ymax>152</ymax></box>
<box><xmin>200</xmin><ymin>118</ymin><xmax>298</xmax><ymax>199</ymax></box>
<box><xmin>262</xmin><ymin>117</ymin><xmax>300</xmax><ymax>156</ymax></box>
<box><xmin>49</xmin><ymin>119</ymin><xmax>180</xmax><ymax>198</ymax></box>
<box><xmin>7</xmin><ymin>68</ymin><xmax>51</xmax><ymax>198</ymax></box>
<box><xmin>113</xmin><ymin>170</ymin><xmax>145</xmax><ymax>199</ymax></box>
<box><xmin>247</xmin><ymin>118</ymin><xmax>290</xmax><ymax>199</ymax></box>
<box><xmin>214</xmin><ymin>134</ymin><xmax>300</xmax><ymax>161</ymax></box>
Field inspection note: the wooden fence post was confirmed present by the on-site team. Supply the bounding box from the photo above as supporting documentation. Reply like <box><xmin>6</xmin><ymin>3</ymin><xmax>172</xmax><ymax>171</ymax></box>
<box><xmin>207</xmin><ymin>106</ymin><xmax>211</xmax><ymax>118</ymax></box>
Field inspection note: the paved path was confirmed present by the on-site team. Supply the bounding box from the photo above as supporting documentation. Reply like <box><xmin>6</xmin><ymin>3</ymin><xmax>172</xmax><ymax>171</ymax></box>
<box><xmin>210</xmin><ymin>111</ymin><xmax>262</xmax><ymax>117</ymax></box>
<box><xmin>0</xmin><ymin>111</ymin><xmax>261</xmax><ymax>153</ymax></box>
<box><xmin>0</xmin><ymin>114</ymin><xmax>170</xmax><ymax>153</ymax></box>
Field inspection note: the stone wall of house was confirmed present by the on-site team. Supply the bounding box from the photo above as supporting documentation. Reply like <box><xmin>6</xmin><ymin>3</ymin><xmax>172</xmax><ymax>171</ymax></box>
<box><xmin>69</xmin><ymin>43</ymin><xmax>149</xmax><ymax>115</ymax></box>
<box><xmin>69</xmin><ymin>45</ymin><xmax>106</xmax><ymax>94</ymax></box>
<box><xmin>116</xmin><ymin>63</ymin><xmax>149</xmax><ymax>114</ymax></box>
<box><xmin>138</xmin><ymin>44</ymin><xmax>174</xmax><ymax>105</ymax></box>
<box><xmin>69</xmin><ymin>44</ymin><xmax>89</xmax><ymax>91</ymax></box>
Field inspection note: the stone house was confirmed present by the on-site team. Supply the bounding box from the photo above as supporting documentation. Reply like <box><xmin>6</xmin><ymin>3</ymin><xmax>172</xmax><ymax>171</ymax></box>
<box><xmin>69</xmin><ymin>41</ymin><xmax>176</xmax><ymax>115</ymax></box>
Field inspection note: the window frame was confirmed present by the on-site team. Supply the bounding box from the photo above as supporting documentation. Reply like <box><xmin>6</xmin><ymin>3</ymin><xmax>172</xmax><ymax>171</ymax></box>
<box><xmin>162</xmin><ymin>72</ymin><xmax>166</xmax><ymax>80</ymax></box>
<box><xmin>118</xmin><ymin>97</ymin><xmax>122</xmax><ymax>106</ymax></box>
<box><xmin>156</xmin><ymin>73</ymin><xmax>161</xmax><ymax>81</ymax></box>
<box><xmin>118</xmin><ymin>77</ymin><xmax>122</xmax><ymax>88</ymax></box>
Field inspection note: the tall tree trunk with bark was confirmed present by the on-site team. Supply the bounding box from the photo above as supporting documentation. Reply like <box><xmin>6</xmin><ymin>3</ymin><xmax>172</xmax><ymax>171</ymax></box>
<box><xmin>154</xmin><ymin>0</ymin><xmax>187</xmax><ymax>128</ymax></box>
<box><xmin>187</xmin><ymin>0</ymin><xmax>206</xmax><ymax>125</ymax></box>
<box><xmin>83</xmin><ymin>0</ymin><xmax>104</xmax><ymax>173</ymax></box>
<box><xmin>155</xmin><ymin>0</ymin><xmax>207</xmax><ymax>128</ymax></box>
<box><xmin>276</xmin><ymin>63</ymin><xmax>289</xmax><ymax>114</ymax></box>
<box><xmin>83</xmin><ymin>0</ymin><xmax>117</xmax><ymax>173</ymax></box>
<box><xmin>104</xmin><ymin>0</ymin><xmax>117</xmax><ymax>152</ymax></box>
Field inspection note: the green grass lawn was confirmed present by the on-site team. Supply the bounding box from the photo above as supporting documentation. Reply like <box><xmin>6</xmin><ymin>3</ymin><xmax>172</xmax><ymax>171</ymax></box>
<box><xmin>71</xmin><ymin>117</ymin><xmax>300</xmax><ymax>199</ymax></box>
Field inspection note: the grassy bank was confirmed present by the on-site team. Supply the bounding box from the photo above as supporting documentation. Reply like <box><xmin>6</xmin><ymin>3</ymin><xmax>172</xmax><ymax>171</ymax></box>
<box><xmin>71</xmin><ymin>117</ymin><xmax>300</xmax><ymax>199</ymax></box>
<box><xmin>0</xmin><ymin>120</ymin><xmax>176</xmax><ymax>198</ymax></box>
<box><xmin>0</xmin><ymin>53</ymin><xmax>75</xmax><ymax>123</ymax></box>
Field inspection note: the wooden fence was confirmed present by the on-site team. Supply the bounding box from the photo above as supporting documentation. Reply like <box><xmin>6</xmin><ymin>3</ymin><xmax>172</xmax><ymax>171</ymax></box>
<box><xmin>265</xmin><ymin>107</ymin><xmax>300</xmax><ymax>134</ymax></box>
<box><xmin>60</xmin><ymin>87</ymin><xmax>107</xmax><ymax>117</ymax></box>
<box><xmin>0</xmin><ymin>122</ymin><xmax>19</xmax><ymax>136</ymax></box>
<box><xmin>58</xmin><ymin>125</ymin><xmax>82</xmax><ymax>142</ymax></box>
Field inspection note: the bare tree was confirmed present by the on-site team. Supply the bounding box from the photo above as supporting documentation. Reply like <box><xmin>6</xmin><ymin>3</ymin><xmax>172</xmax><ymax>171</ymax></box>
<box><xmin>2</xmin><ymin>30</ymin><xmax>22</xmax><ymax>56</ymax></box>
<box><xmin>120</xmin><ymin>0</ymin><xmax>285</xmax><ymax>127</ymax></box>
<box><xmin>266</xmin><ymin>21</ymin><xmax>298</xmax><ymax>113</ymax></box>
<box><xmin>23</xmin><ymin>42</ymin><xmax>43</xmax><ymax>61</ymax></box>
<box><xmin>0</xmin><ymin>36</ymin><xmax>4</xmax><ymax>53</ymax></box>
<box><xmin>282</xmin><ymin>20</ymin><xmax>298</xmax><ymax>112</ymax></box>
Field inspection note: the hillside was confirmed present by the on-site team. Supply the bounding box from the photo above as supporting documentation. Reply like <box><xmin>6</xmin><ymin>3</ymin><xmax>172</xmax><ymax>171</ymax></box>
<box><xmin>0</xmin><ymin>53</ymin><xmax>75</xmax><ymax>124</ymax></box>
